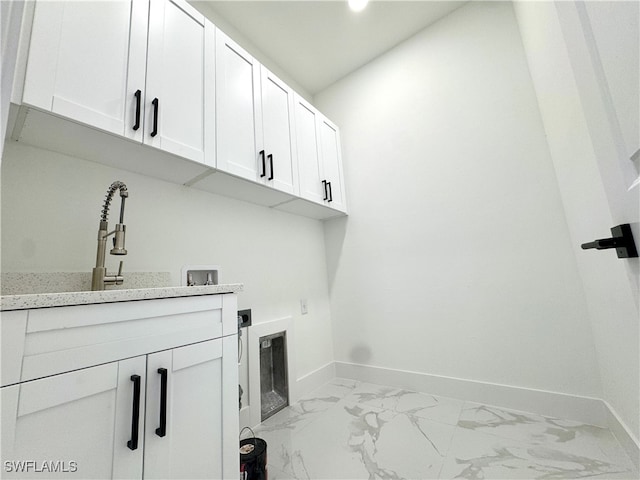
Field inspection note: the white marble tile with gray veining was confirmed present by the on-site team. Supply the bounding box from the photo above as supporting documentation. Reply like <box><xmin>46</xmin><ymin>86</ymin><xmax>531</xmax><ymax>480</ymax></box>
<box><xmin>345</xmin><ymin>381</ymin><xmax>465</xmax><ymax>426</ymax></box>
<box><xmin>257</xmin><ymin>378</ymin><xmax>358</xmax><ymax>434</ymax></box>
<box><xmin>256</xmin><ymin>378</ymin><xmax>637</xmax><ymax>480</ymax></box>
<box><xmin>303</xmin><ymin>377</ymin><xmax>360</xmax><ymax>401</ymax></box>
<box><xmin>457</xmin><ymin>402</ymin><xmax>635</xmax><ymax>471</ymax></box>
<box><xmin>264</xmin><ymin>400</ymin><xmax>455</xmax><ymax>480</ymax></box>
<box><xmin>257</xmin><ymin>379</ymin><xmax>457</xmax><ymax>479</ymax></box>
<box><xmin>440</xmin><ymin>427</ymin><xmax>634</xmax><ymax>479</ymax></box>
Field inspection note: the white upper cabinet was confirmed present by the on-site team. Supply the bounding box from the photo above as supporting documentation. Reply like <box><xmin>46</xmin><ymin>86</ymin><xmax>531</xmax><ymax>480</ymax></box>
<box><xmin>22</xmin><ymin>0</ymin><xmax>148</xmax><ymax>142</ymax></box>
<box><xmin>145</xmin><ymin>0</ymin><xmax>214</xmax><ymax>165</ymax></box>
<box><xmin>215</xmin><ymin>29</ymin><xmax>261</xmax><ymax>181</ymax></box>
<box><xmin>294</xmin><ymin>94</ymin><xmax>347</xmax><ymax>212</ymax></box>
<box><xmin>21</xmin><ymin>0</ymin><xmax>214</xmax><ymax>166</ymax></box>
<box><xmin>319</xmin><ymin>116</ymin><xmax>346</xmax><ymax>211</ymax></box>
<box><xmin>215</xmin><ymin>32</ymin><xmax>299</xmax><ymax>195</ymax></box>
<box><xmin>15</xmin><ymin>1</ymin><xmax>345</xmax><ymax>218</ymax></box>
<box><xmin>294</xmin><ymin>95</ymin><xmax>325</xmax><ymax>204</ymax></box>
<box><xmin>258</xmin><ymin>67</ymin><xmax>298</xmax><ymax>195</ymax></box>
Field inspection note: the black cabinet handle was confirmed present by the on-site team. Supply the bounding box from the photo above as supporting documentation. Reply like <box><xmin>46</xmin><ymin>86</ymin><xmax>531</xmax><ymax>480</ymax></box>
<box><xmin>133</xmin><ymin>90</ymin><xmax>141</xmax><ymax>131</ymax></box>
<box><xmin>151</xmin><ymin>98</ymin><xmax>159</xmax><ymax>137</ymax></box>
<box><xmin>327</xmin><ymin>182</ymin><xmax>333</xmax><ymax>203</ymax></box>
<box><xmin>268</xmin><ymin>154</ymin><xmax>274</xmax><ymax>180</ymax></box>
<box><xmin>155</xmin><ymin>368</ymin><xmax>167</xmax><ymax>437</ymax></box>
<box><xmin>127</xmin><ymin>374</ymin><xmax>141</xmax><ymax>451</ymax></box>
<box><xmin>322</xmin><ymin>180</ymin><xmax>328</xmax><ymax>201</ymax></box>
<box><xmin>259</xmin><ymin>150</ymin><xmax>266</xmax><ymax>177</ymax></box>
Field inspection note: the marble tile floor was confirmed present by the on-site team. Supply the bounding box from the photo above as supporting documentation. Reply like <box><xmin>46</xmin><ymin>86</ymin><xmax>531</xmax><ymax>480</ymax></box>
<box><xmin>252</xmin><ymin>378</ymin><xmax>638</xmax><ymax>480</ymax></box>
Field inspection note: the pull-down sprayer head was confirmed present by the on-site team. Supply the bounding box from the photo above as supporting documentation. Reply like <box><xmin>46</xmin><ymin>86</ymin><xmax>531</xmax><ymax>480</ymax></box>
<box><xmin>101</xmin><ymin>181</ymin><xmax>128</xmax><ymax>255</ymax></box>
<box><xmin>92</xmin><ymin>181</ymin><xmax>129</xmax><ymax>291</ymax></box>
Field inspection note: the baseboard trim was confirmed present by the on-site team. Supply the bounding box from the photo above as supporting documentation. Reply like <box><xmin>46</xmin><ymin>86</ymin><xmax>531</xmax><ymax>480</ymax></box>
<box><xmin>295</xmin><ymin>361</ymin><xmax>336</xmax><ymax>400</ymax></box>
<box><xmin>335</xmin><ymin>361</ymin><xmax>608</xmax><ymax>426</ymax></box>
<box><xmin>605</xmin><ymin>401</ymin><xmax>640</xmax><ymax>470</ymax></box>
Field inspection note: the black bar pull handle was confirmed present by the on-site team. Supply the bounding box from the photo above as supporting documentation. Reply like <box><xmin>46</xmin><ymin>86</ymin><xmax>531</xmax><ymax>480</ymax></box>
<box><xmin>151</xmin><ymin>98</ymin><xmax>159</xmax><ymax>137</ymax></box>
<box><xmin>133</xmin><ymin>90</ymin><xmax>141</xmax><ymax>131</ymax></box>
<box><xmin>322</xmin><ymin>180</ymin><xmax>328</xmax><ymax>201</ymax></box>
<box><xmin>259</xmin><ymin>150</ymin><xmax>266</xmax><ymax>177</ymax></box>
<box><xmin>268</xmin><ymin>154</ymin><xmax>274</xmax><ymax>181</ymax></box>
<box><xmin>581</xmin><ymin>224</ymin><xmax>638</xmax><ymax>258</ymax></box>
<box><xmin>327</xmin><ymin>181</ymin><xmax>333</xmax><ymax>203</ymax></box>
<box><xmin>155</xmin><ymin>368</ymin><xmax>167</xmax><ymax>437</ymax></box>
<box><xmin>127</xmin><ymin>374</ymin><xmax>141</xmax><ymax>450</ymax></box>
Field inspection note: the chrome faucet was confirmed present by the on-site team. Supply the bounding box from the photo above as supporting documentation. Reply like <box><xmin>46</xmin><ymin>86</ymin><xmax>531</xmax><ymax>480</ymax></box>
<box><xmin>91</xmin><ymin>181</ymin><xmax>129</xmax><ymax>291</ymax></box>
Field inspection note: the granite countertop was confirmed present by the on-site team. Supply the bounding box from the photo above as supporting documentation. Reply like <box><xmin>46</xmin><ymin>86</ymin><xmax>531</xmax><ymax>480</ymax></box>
<box><xmin>0</xmin><ymin>284</ymin><xmax>243</xmax><ymax>311</ymax></box>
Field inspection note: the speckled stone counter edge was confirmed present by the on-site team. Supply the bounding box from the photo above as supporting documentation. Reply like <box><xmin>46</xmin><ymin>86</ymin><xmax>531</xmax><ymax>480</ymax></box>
<box><xmin>1</xmin><ymin>272</ymin><xmax>173</xmax><ymax>295</ymax></box>
<box><xmin>0</xmin><ymin>284</ymin><xmax>244</xmax><ymax>311</ymax></box>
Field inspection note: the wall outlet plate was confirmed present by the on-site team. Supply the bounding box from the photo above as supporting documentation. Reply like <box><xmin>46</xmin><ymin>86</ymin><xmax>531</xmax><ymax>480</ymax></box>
<box><xmin>238</xmin><ymin>309</ymin><xmax>252</xmax><ymax>328</ymax></box>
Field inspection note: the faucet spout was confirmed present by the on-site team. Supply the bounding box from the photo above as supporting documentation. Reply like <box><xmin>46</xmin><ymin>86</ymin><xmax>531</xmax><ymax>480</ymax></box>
<box><xmin>92</xmin><ymin>181</ymin><xmax>129</xmax><ymax>291</ymax></box>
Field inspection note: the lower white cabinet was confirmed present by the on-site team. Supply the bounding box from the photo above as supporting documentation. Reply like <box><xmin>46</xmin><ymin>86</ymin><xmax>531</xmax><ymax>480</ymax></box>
<box><xmin>0</xmin><ymin>294</ymin><xmax>239</xmax><ymax>479</ymax></box>
<box><xmin>2</xmin><ymin>357</ymin><xmax>146</xmax><ymax>479</ymax></box>
<box><xmin>144</xmin><ymin>338</ymin><xmax>233</xmax><ymax>479</ymax></box>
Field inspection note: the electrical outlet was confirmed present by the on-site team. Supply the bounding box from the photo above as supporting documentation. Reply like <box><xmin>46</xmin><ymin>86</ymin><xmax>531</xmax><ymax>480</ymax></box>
<box><xmin>300</xmin><ymin>299</ymin><xmax>308</xmax><ymax>315</ymax></box>
<box><xmin>238</xmin><ymin>309</ymin><xmax>252</xmax><ymax>328</ymax></box>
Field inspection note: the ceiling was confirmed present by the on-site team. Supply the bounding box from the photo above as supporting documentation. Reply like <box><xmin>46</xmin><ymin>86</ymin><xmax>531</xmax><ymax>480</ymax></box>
<box><xmin>191</xmin><ymin>1</ymin><xmax>467</xmax><ymax>96</ymax></box>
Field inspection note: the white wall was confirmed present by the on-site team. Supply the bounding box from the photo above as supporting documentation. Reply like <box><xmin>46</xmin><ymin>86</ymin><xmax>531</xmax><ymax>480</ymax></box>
<box><xmin>513</xmin><ymin>0</ymin><xmax>639</xmax><ymax>443</ymax></box>
<box><xmin>316</xmin><ymin>2</ymin><xmax>602</xmax><ymax>398</ymax></box>
<box><xmin>0</xmin><ymin>141</ymin><xmax>335</xmax><ymax>403</ymax></box>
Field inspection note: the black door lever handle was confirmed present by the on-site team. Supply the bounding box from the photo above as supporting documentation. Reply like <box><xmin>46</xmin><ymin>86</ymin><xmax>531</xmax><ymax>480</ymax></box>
<box><xmin>581</xmin><ymin>224</ymin><xmax>638</xmax><ymax>258</ymax></box>
<box><xmin>581</xmin><ymin>238</ymin><xmax>620</xmax><ymax>250</ymax></box>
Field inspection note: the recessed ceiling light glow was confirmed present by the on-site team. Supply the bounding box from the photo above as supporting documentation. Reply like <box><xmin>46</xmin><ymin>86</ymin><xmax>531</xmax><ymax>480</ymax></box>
<box><xmin>348</xmin><ymin>0</ymin><xmax>369</xmax><ymax>12</ymax></box>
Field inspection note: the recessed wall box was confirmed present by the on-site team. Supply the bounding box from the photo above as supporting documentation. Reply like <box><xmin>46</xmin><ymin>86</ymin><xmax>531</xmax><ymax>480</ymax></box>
<box><xmin>259</xmin><ymin>331</ymin><xmax>288</xmax><ymax>421</ymax></box>
<box><xmin>181</xmin><ymin>264</ymin><xmax>220</xmax><ymax>286</ymax></box>
<box><xmin>238</xmin><ymin>309</ymin><xmax>252</xmax><ymax>328</ymax></box>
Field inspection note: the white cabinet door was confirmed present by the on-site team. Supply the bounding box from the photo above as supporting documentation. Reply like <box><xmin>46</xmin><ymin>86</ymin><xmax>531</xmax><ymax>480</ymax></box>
<box><xmin>259</xmin><ymin>67</ymin><xmax>298</xmax><ymax>195</ymax></box>
<box><xmin>144</xmin><ymin>338</ymin><xmax>238</xmax><ymax>479</ymax></box>
<box><xmin>0</xmin><ymin>357</ymin><xmax>146</xmax><ymax>479</ymax></box>
<box><xmin>294</xmin><ymin>96</ymin><xmax>346</xmax><ymax>211</ymax></box>
<box><xmin>294</xmin><ymin>94</ymin><xmax>325</xmax><ymax>204</ymax></box>
<box><xmin>22</xmin><ymin>0</ymin><xmax>148</xmax><ymax>142</ymax></box>
<box><xmin>145</xmin><ymin>0</ymin><xmax>214</xmax><ymax>165</ymax></box>
<box><xmin>215</xmin><ymin>29</ymin><xmax>262</xmax><ymax>181</ymax></box>
<box><xmin>319</xmin><ymin>117</ymin><xmax>346</xmax><ymax>211</ymax></box>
